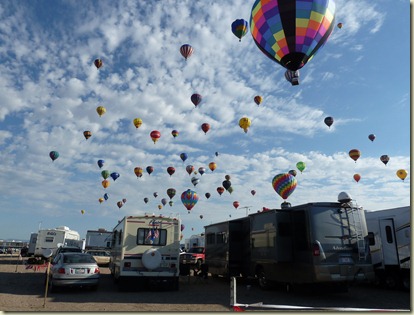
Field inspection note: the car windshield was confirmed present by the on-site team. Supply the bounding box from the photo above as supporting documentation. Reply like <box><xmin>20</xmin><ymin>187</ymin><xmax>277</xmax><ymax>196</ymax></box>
<box><xmin>188</xmin><ymin>247</ymin><xmax>204</xmax><ymax>253</ymax></box>
<box><xmin>63</xmin><ymin>254</ymin><xmax>95</xmax><ymax>264</ymax></box>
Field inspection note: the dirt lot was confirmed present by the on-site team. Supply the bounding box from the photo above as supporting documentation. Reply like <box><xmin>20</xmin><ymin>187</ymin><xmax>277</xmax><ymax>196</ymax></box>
<box><xmin>0</xmin><ymin>255</ymin><xmax>410</xmax><ymax>312</ymax></box>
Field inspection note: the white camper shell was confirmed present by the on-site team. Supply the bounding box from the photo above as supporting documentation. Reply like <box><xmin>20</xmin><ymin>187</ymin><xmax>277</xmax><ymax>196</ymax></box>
<box><xmin>205</xmin><ymin>194</ymin><xmax>374</xmax><ymax>292</ymax></box>
<box><xmin>34</xmin><ymin>226</ymin><xmax>81</xmax><ymax>257</ymax></box>
<box><xmin>27</xmin><ymin>233</ymin><xmax>38</xmax><ymax>257</ymax></box>
<box><xmin>109</xmin><ymin>215</ymin><xmax>181</xmax><ymax>291</ymax></box>
<box><xmin>365</xmin><ymin>206</ymin><xmax>410</xmax><ymax>290</ymax></box>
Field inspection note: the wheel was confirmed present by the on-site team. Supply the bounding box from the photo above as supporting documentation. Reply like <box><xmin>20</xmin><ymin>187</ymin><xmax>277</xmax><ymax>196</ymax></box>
<box><xmin>258</xmin><ymin>269</ymin><xmax>272</xmax><ymax>290</ymax></box>
<box><xmin>49</xmin><ymin>278</ymin><xmax>59</xmax><ymax>293</ymax></box>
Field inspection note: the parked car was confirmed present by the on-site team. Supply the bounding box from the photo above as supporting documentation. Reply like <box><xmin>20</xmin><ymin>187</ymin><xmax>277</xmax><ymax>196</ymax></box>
<box><xmin>48</xmin><ymin>252</ymin><xmax>100</xmax><ymax>292</ymax></box>
<box><xmin>85</xmin><ymin>250</ymin><xmax>111</xmax><ymax>266</ymax></box>
<box><xmin>20</xmin><ymin>246</ymin><xmax>29</xmax><ymax>257</ymax></box>
<box><xmin>179</xmin><ymin>246</ymin><xmax>205</xmax><ymax>269</ymax></box>
<box><xmin>54</xmin><ymin>246</ymin><xmax>83</xmax><ymax>257</ymax></box>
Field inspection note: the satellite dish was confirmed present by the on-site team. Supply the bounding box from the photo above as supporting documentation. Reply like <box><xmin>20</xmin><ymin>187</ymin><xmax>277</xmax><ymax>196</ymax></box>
<box><xmin>42</xmin><ymin>249</ymin><xmax>53</xmax><ymax>258</ymax></box>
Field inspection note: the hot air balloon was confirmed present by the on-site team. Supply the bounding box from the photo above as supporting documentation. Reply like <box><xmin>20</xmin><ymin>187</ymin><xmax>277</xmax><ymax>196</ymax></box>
<box><xmin>353</xmin><ymin>174</ymin><xmax>361</xmax><ymax>183</ymax></box>
<box><xmin>99</xmin><ymin>198</ymin><xmax>104</xmax><ymax>204</ymax></box>
<box><xmin>233</xmin><ymin>201</ymin><xmax>240</xmax><ymax>209</ymax></box>
<box><xmin>181</xmin><ymin>224</ymin><xmax>185</xmax><ymax>231</ymax></box>
<box><xmin>201</xmin><ymin>123</ymin><xmax>210</xmax><ymax>135</ymax></box>
<box><xmin>102</xmin><ymin>179</ymin><xmax>110</xmax><ymax>189</ymax></box>
<box><xmin>169</xmin><ymin>201</ymin><xmax>174</xmax><ymax>207</ymax></box>
<box><xmin>94</xmin><ymin>59</ymin><xmax>103</xmax><ymax>69</ymax></box>
<box><xmin>251</xmin><ymin>190</ymin><xmax>256</xmax><ymax>196</ymax></box>
<box><xmin>180</xmin><ymin>44</ymin><xmax>193</xmax><ymax>60</ymax></box>
<box><xmin>380</xmin><ymin>155</ymin><xmax>390</xmax><ymax>166</ymax></box>
<box><xmin>97</xmin><ymin>160</ymin><xmax>105</xmax><ymax>169</ymax></box>
<box><xmin>158</xmin><ymin>204</ymin><xmax>163</xmax><ymax>210</ymax></box>
<box><xmin>83</xmin><ymin>131</ymin><xmax>92</xmax><ymax>140</ymax></box>
<box><xmin>200</xmin><ymin>215</ymin><xmax>204</xmax><ymax>219</ymax></box>
<box><xmin>144</xmin><ymin>197</ymin><xmax>149</xmax><ymax>204</ymax></box>
<box><xmin>180</xmin><ymin>153</ymin><xmax>188</xmax><ymax>163</ymax></box>
<box><xmin>215</xmin><ymin>152</ymin><xmax>219</xmax><ymax>157</ymax></box>
<box><xmin>209</xmin><ymin>162</ymin><xmax>217</xmax><ymax>172</ymax></box>
<box><xmin>146</xmin><ymin>166</ymin><xmax>154</xmax><ymax>175</ymax></box>
<box><xmin>222</xmin><ymin>180</ymin><xmax>231</xmax><ymax>191</ymax></box>
<box><xmin>133</xmin><ymin>118</ymin><xmax>143</xmax><ymax>129</ymax></box>
<box><xmin>228</xmin><ymin>186</ymin><xmax>234</xmax><ymax>194</ymax></box>
<box><xmin>231</xmin><ymin>19</ymin><xmax>248</xmax><ymax>42</ymax></box>
<box><xmin>101</xmin><ymin>170</ymin><xmax>110</xmax><ymax>179</ymax></box>
<box><xmin>296</xmin><ymin>162</ymin><xmax>306</xmax><ymax>173</ymax></box>
<box><xmin>217</xmin><ymin>187</ymin><xmax>225</xmax><ymax>196</ymax></box>
<box><xmin>239</xmin><ymin>117</ymin><xmax>251</xmax><ymax>133</ymax></box>
<box><xmin>110</xmin><ymin>172</ymin><xmax>120</xmax><ymax>181</ymax></box>
<box><xmin>81</xmin><ymin>210</ymin><xmax>85</xmax><ymax>215</ymax></box>
<box><xmin>134</xmin><ymin>167</ymin><xmax>143</xmax><ymax>178</ymax></box>
<box><xmin>225</xmin><ymin>175</ymin><xmax>231</xmax><ymax>181</ymax></box>
<box><xmin>184</xmin><ymin>165</ymin><xmax>193</xmax><ymax>176</ymax></box>
<box><xmin>150</xmin><ymin>130</ymin><xmax>161</xmax><ymax>144</ymax></box>
<box><xmin>123</xmin><ymin>198</ymin><xmax>127</xmax><ymax>204</ymax></box>
<box><xmin>161</xmin><ymin>198</ymin><xmax>167</xmax><ymax>206</ymax></box>
<box><xmin>171</xmin><ymin>130</ymin><xmax>179</xmax><ymax>138</ymax></box>
<box><xmin>254</xmin><ymin>95</ymin><xmax>263</xmax><ymax>105</ymax></box>
<box><xmin>153</xmin><ymin>192</ymin><xmax>158</xmax><ymax>198</ymax></box>
<box><xmin>285</xmin><ymin>70</ymin><xmax>300</xmax><ymax>85</ymax></box>
<box><xmin>167</xmin><ymin>188</ymin><xmax>176</xmax><ymax>200</ymax></box>
<box><xmin>368</xmin><ymin>134</ymin><xmax>376</xmax><ymax>142</ymax></box>
<box><xmin>198</xmin><ymin>167</ymin><xmax>206</xmax><ymax>176</ymax></box>
<box><xmin>205</xmin><ymin>192</ymin><xmax>211</xmax><ymax>199</ymax></box>
<box><xmin>250</xmin><ymin>0</ymin><xmax>336</xmax><ymax>71</ymax></box>
<box><xmin>324</xmin><ymin>116</ymin><xmax>334</xmax><ymax>128</ymax></box>
<box><xmin>191</xmin><ymin>177</ymin><xmax>200</xmax><ymax>186</ymax></box>
<box><xmin>104</xmin><ymin>193</ymin><xmax>109</xmax><ymax>201</ymax></box>
<box><xmin>96</xmin><ymin>106</ymin><xmax>106</xmax><ymax>117</ymax></box>
<box><xmin>191</xmin><ymin>93</ymin><xmax>202</xmax><ymax>107</ymax></box>
<box><xmin>167</xmin><ymin>166</ymin><xmax>175</xmax><ymax>176</ymax></box>
<box><xmin>337</xmin><ymin>22</ymin><xmax>343</xmax><ymax>29</ymax></box>
<box><xmin>349</xmin><ymin>149</ymin><xmax>361</xmax><ymax>163</ymax></box>
<box><xmin>288</xmin><ymin>169</ymin><xmax>297</xmax><ymax>177</ymax></box>
<box><xmin>117</xmin><ymin>201</ymin><xmax>123</xmax><ymax>209</ymax></box>
<box><xmin>49</xmin><ymin>151</ymin><xmax>59</xmax><ymax>162</ymax></box>
<box><xmin>272</xmin><ymin>173</ymin><xmax>297</xmax><ymax>200</ymax></box>
<box><xmin>397</xmin><ymin>169</ymin><xmax>408</xmax><ymax>181</ymax></box>
<box><xmin>181</xmin><ymin>189</ymin><xmax>199</xmax><ymax>213</ymax></box>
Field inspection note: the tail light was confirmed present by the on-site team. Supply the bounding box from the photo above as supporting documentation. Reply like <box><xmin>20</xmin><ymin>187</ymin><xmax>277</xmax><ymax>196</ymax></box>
<box><xmin>58</xmin><ymin>268</ymin><xmax>65</xmax><ymax>274</ymax></box>
<box><xmin>94</xmin><ymin>267</ymin><xmax>100</xmax><ymax>274</ymax></box>
<box><xmin>312</xmin><ymin>243</ymin><xmax>320</xmax><ymax>256</ymax></box>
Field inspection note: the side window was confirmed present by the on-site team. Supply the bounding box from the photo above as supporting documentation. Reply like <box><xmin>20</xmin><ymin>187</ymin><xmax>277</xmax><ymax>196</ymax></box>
<box><xmin>385</xmin><ymin>226</ymin><xmax>393</xmax><ymax>243</ymax></box>
<box><xmin>367</xmin><ymin>232</ymin><xmax>375</xmax><ymax>246</ymax></box>
<box><xmin>45</xmin><ymin>237</ymin><xmax>54</xmax><ymax>243</ymax></box>
<box><xmin>112</xmin><ymin>231</ymin><xmax>117</xmax><ymax>247</ymax></box>
<box><xmin>292</xmin><ymin>210</ymin><xmax>309</xmax><ymax>250</ymax></box>
<box><xmin>216</xmin><ymin>232</ymin><xmax>226</xmax><ymax>244</ymax></box>
<box><xmin>118</xmin><ymin>230</ymin><xmax>122</xmax><ymax>245</ymax></box>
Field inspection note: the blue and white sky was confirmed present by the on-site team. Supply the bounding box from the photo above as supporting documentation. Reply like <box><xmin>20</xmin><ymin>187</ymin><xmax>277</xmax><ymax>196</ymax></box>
<box><xmin>0</xmin><ymin>0</ymin><xmax>410</xmax><ymax>241</ymax></box>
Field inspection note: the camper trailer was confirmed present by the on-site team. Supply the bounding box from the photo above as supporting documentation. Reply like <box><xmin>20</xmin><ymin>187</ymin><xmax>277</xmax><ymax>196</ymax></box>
<box><xmin>34</xmin><ymin>226</ymin><xmax>81</xmax><ymax>257</ymax></box>
<box><xmin>365</xmin><ymin>206</ymin><xmax>410</xmax><ymax>290</ymax></box>
<box><xmin>27</xmin><ymin>233</ymin><xmax>38</xmax><ymax>257</ymax></box>
<box><xmin>109</xmin><ymin>215</ymin><xmax>181</xmax><ymax>291</ymax></box>
<box><xmin>205</xmin><ymin>192</ymin><xmax>374</xmax><ymax>291</ymax></box>
<box><xmin>85</xmin><ymin>228</ymin><xmax>112</xmax><ymax>250</ymax></box>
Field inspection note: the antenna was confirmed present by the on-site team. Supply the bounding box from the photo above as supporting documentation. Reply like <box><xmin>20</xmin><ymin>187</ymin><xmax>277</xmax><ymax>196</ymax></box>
<box><xmin>239</xmin><ymin>206</ymin><xmax>253</xmax><ymax>216</ymax></box>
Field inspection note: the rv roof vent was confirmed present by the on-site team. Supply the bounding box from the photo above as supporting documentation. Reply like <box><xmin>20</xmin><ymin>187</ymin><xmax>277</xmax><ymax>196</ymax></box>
<box><xmin>56</xmin><ymin>226</ymin><xmax>70</xmax><ymax>231</ymax></box>
<box><xmin>338</xmin><ymin>192</ymin><xmax>352</xmax><ymax>203</ymax></box>
<box><xmin>98</xmin><ymin>228</ymin><xmax>106</xmax><ymax>232</ymax></box>
<box><xmin>281</xmin><ymin>201</ymin><xmax>291</xmax><ymax>209</ymax></box>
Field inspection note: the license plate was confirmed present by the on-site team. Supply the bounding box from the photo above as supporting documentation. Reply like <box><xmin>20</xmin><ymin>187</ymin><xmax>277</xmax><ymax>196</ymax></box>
<box><xmin>75</xmin><ymin>268</ymin><xmax>85</xmax><ymax>274</ymax></box>
<box><xmin>339</xmin><ymin>257</ymin><xmax>353</xmax><ymax>264</ymax></box>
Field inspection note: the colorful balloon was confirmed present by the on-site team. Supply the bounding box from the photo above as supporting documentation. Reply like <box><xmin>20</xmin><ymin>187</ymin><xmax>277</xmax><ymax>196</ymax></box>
<box><xmin>198</xmin><ymin>167</ymin><xmax>206</xmax><ymax>176</ymax></box>
<box><xmin>231</xmin><ymin>19</ymin><xmax>248</xmax><ymax>42</ymax></box>
<box><xmin>285</xmin><ymin>70</ymin><xmax>300</xmax><ymax>85</ymax></box>
<box><xmin>171</xmin><ymin>130</ymin><xmax>179</xmax><ymax>138</ymax></box>
<box><xmin>201</xmin><ymin>123</ymin><xmax>210</xmax><ymax>134</ymax></box>
<box><xmin>233</xmin><ymin>201</ymin><xmax>240</xmax><ymax>209</ymax></box>
<box><xmin>110</xmin><ymin>172</ymin><xmax>120</xmax><ymax>181</ymax></box>
<box><xmin>134</xmin><ymin>167</ymin><xmax>143</xmax><ymax>178</ymax></box>
<box><xmin>94</xmin><ymin>59</ymin><xmax>103</xmax><ymax>69</ymax></box>
<box><xmin>217</xmin><ymin>187</ymin><xmax>225</xmax><ymax>196</ymax></box>
<box><xmin>239</xmin><ymin>117</ymin><xmax>251</xmax><ymax>133</ymax></box>
<box><xmin>368</xmin><ymin>134</ymin><xmax>376</xmax><ymax>142</ymax></box>
<box><xmin>81</xmin><ymin>210</ymin><xmax>85</xmax><ymax>215</ymax></box>
<box><xmin>380</xmin><ymin>155</ymin><xmax>390</xmax><ymax>166</ymax></box>
<box><xmin>209</xmin><ymin>162</ymin><xmax>217</xmax><ymax>172</ymax></box>
<box><xmin>49</xmin><ymin>151</ymin><xmax>59</xmax><ymax>162</ymax></box>
<box><xmin>254</xmin><ymin>95</ymin><xmax>263</xmax><ymax>105</ymax></box>
<box><xmin>272</xmin><ymin>173</ymin><xmax>297</xmax><ymax>200</ymax></box>
<box><xmin>250</xmin><ymin>0</ymin><xmax>336</xmax><ymax>71</ymax></box>
<box><xmin>102</xmin><ymin>179</ymin><xmax>110</xmax><ymax>189</ymax></box>
<box><xmin>153</xmin><ymin>192</ymin><xmax>158</xmax><ymax>198</ymax></box>
<box><xmin>150</xmin><ymin>130</ymin><xmax>161</xmax><ymax>144</ymax></box>
<box><xmin>288</xmin><ymin>169</ymin><xmax>297</xmax><ymax>177</ymax></box>
<box><xmin>117</xmin><ymin>201</ymin><xmax>123</xmax><ymax>209</ymax></box>
<box><xmin>180</xmin><ymin>153</ymin><xmax>188</xmax><ymax>163</ymax></box>
<box><xmin>96</xmin><ymin>106</ymin><xmax>106</xmax><ymax>117</ymax></box>
<box><xmin>167</xmin><ymin>188</ymin><xmax>176</xmax><ymax>200</ymax></box>
<box><xmin>180</xmin><ymin>44</ymin><xmax>193</xmax><ymax>60</ymax></box>
<box><xmin>161</xmin><ymin>198</ymin><xmax>167</xmax><ymax>206</ymax></box>
<box><xmin>337</xmin><ymin>22</ymin><xmax>343</xmax><ymax>29</ymax></box>
<box><xmin>181</xmin><ymin>189</ymin><xmax>199</xmax><ymax>213</ymax></box>
<box><xmin>101</xmin><ymin>170</ymin><xmax>110</xmax><ymax>179</ymax></box>
<box><xmin>158</xmin><ymin>205</ymin><xmax>163</xmax><ymax>210</ymax></box>
<box><xmin>191</xmin><ymin>93</ymin><xmax>202</xmax><ymax>107</ymax></box>
<box><xmin>353</xmin><ymin>174</ymin><xmax>361</xmax><ymax>183</ymax></box>
<box><xmin>296</xmin><ymin>162</ymin><xmax>306</xmax><ymax>173</ymax></box>
<box><xmin>397</xmin><ymin>169</ymin><xmax>408</xmax><ymax>181</ymax></box>
<box><xmin>324</xmin><ymin>116</ymin><xmax>334</xmax><ymax>128</ymax></box>
<box><xmin>133</xmin><ymin>118</ymin><xmax>143</xmax><ymax>129</ymax></box>
<box><xmin>146</xmin><ymin>166</ymin><xmax>154</xmax><ymax>175</ymax></box>
<box><xmin>83</xmin><ymin>130</ymin><xmax>92</xmax><ymax>140</ymax></box>
<box><xmin>191</xmin><ymin>177</ymin><xmax>200</xmax><ymax>186</ymax></box>
<box><xmin>222</xmin><ymin>180</ymin><xmax>231</xmax><ymax>191</ymax></box>
<box><xmin>167</xmin><ymin>166</ymin><xmax>175</xmax><ymax>176</ymax></box>
<box><xmin>186</xmin><ymin>165</ymin><xmax>194</xmax><ymax>176</ymax></box>
<box><xmin>103</xmin><ymin>193</ymin><xmax>109</xmax><ymax>201</ymax></box>
<box><xmin>169</xmin><ymin>201</ymin><xmax>174</xmax><ymax>207</ymax></box>
<box><xmin>97</xmin><ymin>159</ymin><xmax>104</xmax><ymax>168</ymax></box>
<box><xmin>349</xmin><ymin>149</ymin><xmax>361</xmax><ymax>163</ymax></box>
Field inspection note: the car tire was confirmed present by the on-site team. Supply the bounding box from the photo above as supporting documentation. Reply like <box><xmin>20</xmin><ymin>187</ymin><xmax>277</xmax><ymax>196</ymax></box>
<box><xmin>49</xmin><ymin>279</ymin><xmax>58</xmax><ymax>293</ymax></box>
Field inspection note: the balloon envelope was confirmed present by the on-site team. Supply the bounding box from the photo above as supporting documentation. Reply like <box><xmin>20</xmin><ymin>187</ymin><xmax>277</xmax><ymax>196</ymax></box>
<box><xmin>396</xmin><ymin>169</ymin><xmax>408</xmax><ymax>181</ymax></box>
<box><xmin>133</xmin><ymin>118</ymin><xmax>143</xmax><ymax>129</ymax></box>
<box><xmin>231</xmin><ymin>19</ymin><xmax>248</xmax><ymax>41</ymax></box>
<box><xmin>94</xmin><ymin>59</ymin><xmax>103</xmax><ymax>69</ymax></box>
<box><xmin>186</xmin><ymin>165</ymin><xmax>194</xmax><ymax>175</ymax></box>
<box><xmin>296</xmin><ymin>162</ymin><xmax>306</xmax><ymax>173</ymax></box>
<box><xmin>96</xmin><ymin>106</ymin><xmax>106</xmax><ymax>117</ymax></box>
<box><xmin>217</xmin><ymin>187</ymin><xmax>224</xmax><ymax>196</ymax></box>
<box><xmin>49</xmin><ymin>151</ymin><xmax>59</xmax><ymax>161</ymax></box>
<box><xmin>150</xmin><ymin>130</ymin><xmax>161</xmax><ymax>144</ymax></box>
<box><xmin>146</xmin><ymin>166</ymin><xmax>154</xmax><ymax>175</ymax></box>
<box><xmin>353</xmin><ymin>174</ymin><xmax>361</xmax><ymax>183</ymax></box>
<box><xmin>288</xmin><ymin>169</ymin><xmax>297</xmax><ymax>177</ymax></box>
<box><xmin>171</xmin><ymin>130</ymin><xmax>179</xmax><ymax>138</ymax></box>
<box><xmin>110</xmin><ymin>172</ymin><xmax>120</xmax><ymax>181</ymax></box>
<box><xmin>209</xmin><ymin>162</ymin><xmax>217</xmax><ymax>172</ymax></box>
<box><xmin>380</xmin><ymin>155</ymin><xmax>390</xmax><ymax>166</ymax></box>
<box><xmin>181</xmin><ymin>189</ymin><xmax>199</xmax><ymax>212</ymax></box>
<box><xmin>222</xmin><ymin>180</ymin><xmax>232</xmax><ymax>191</ymax></box>
<box><xmin>97</xmin><ymin>159</ymin><xmax>104</xmax><ymax>168</ymax></box>
<box><xmin>180</xmin><ymin>44</ymin><xmax>193</xmax><ymax>60</ymax></box>
<box><xmin>144</xmin><ymin>197</ymin><xmax>149</xmax><ymax>204</ymax></box>
<box><xmin>134</xmin><ymin>167</ymin><xmax>143</xmax><ymax>178</ymax></box>
<box><xmin>101</xmin><ymin>170</ymin><xmax>110</xmax><ymax>179</ymax></box>
<box><xmin>272</xmin><ymin>173</ymin><xmax>297</xmax><ymax>200</ymax></box>
<box><xmin>239</xmin><ymin>117</ymin><xmax>251</xmax><ymax>133</ymax></box>
<box><xmin>180</xmin><ymin>153</ymin><xmax>188</xmax><ymax>162</ymax></box>
<box><xmin>102</xmin><ymin>180</ymin><xmax>110</xmax><ymax>189</ymax></box>
<box><xmin>167</xmin><ymin>188</ymin><xmax>176</xmax><ymax>200</ymax></box>
<box><xmin>191</xmin><ymin>93</ymin><xmax>202</xmax><ymax>107</ymax></box>
<box><xmin>324</xmin><ymin>116</ymin><xmax>334</xmax><ymax>128</ymax></box>
<box><xmin>83</xmin><ymin>130</ymin><xmax>92</xmax><ymax>140</ymax></box>
<box><xmin>205</xmin><ymin>192</ymin><xmax>211</xmax><ymax>199</ymax></box>
<box><xmin>201</xmin><ymin>123</ymin><xmax>210</xmax><ymax>134</ymax></box>
<box><xmin>104</xmin><ymin>193</ymin><xmax>109</xmax><ymax>201</ymax></box>
<box><xmin>233</xmin><ymin>201</ymin><xmax>240</xmax><ymax>209</ymax></box>
<box><xmin>167</xmin><ymin>166</ymin><xmax>175</xmax><ymax>176</ymax></box>
<box><xmin>368</xmin><ymin>134</ymin><xmax>376</xmax><ymax>142</ymax></box>
<box><xmin>250</xmin><ymin>0</ymin><xmax>336</xmax><ymax>71</ymax></box>
<box><xmin>254</xmin><ymin>95</ymin><xmax>262</xmax><ymax>105</ymax></box>
<box><xmin>349</xmin><ymin>149</ymin><xmax>361</xmax><ymax>162</ymax></box>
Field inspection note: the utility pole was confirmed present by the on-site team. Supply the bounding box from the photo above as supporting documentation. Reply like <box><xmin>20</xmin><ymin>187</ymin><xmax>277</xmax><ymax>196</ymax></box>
<box><xmin>239</xmin><ymin>206</ymin><xmax>252</xmax><ymax>216</ymax></box>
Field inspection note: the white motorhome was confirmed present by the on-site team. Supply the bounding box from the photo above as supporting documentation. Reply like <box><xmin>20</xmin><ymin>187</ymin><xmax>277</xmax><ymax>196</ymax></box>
<box><xmin>109</xmin><ymin>215</ymin><xmax>181</xmax><ymax>291</ymax></box>
<box><xmin>365</xmin><ymin>206</ymin><xmax>410</xmax><ymax>290</ymax></box>
<box><xmin>27</xmin><ymin>233</ymin><xmax>38</xmax><ymax>256</ymax></box>
<box><xmin>34</xmin><ymin>226</ymin><xmax>81</xmax><ymax>257</ymax></box>
<box><xmin>85</xmin><ymin>228</ymin><xmax>112</xmax><ymax>249</ymax></box>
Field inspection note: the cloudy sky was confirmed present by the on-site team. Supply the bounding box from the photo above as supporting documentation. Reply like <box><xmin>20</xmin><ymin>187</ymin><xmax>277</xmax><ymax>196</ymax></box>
<box><xmin>0</xmin><ymin>0</ymin><xmax>410</xmax><ymax>242</ymax></box>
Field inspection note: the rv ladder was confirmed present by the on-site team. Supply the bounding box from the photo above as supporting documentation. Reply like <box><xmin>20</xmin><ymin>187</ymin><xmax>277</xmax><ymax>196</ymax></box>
<box><xmin>348</xmin><ymin>207</ymin><xmax>366</xmax><ymax>261</ymax></box>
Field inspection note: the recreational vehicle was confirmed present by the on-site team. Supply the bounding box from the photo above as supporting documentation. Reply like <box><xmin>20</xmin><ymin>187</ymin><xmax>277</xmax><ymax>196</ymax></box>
<box><xmin>85</xmin><ymin>228</ymin><xmax>112</xmax><ymax>250</ymax></box>
<box><xmin>365</xmin><ymin>206</ymin><xmax>410</xmax><ymax>290</ymax></box>
<box><xmin>205</xmin><ymin>192</ymin><xmax>375</xmax><ymax>291</ymax></box>
<box><xmin>27</xmin><ymin>233</ymin><xmax>38</xmax><ymax>256</ymax></box>
<box><xmin>34</xmin><ymin>226</ymin><xmax>81</xmax><ymax>257</ymax></box>
<box><xmin>109</xmin><ymin>215</ymin><xmax>181</xmax><ymax>291</ymax></box>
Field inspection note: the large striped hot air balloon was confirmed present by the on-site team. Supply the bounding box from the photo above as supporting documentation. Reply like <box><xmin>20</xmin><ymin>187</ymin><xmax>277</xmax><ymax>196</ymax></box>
<box><xmin>272</xmin><ymin>173</ymin><xmax>297</xmax><ymax>200</ymax></box>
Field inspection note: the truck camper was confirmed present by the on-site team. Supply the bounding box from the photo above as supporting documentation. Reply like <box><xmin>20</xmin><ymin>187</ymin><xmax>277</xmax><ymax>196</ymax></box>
<box><xmin>205</xmin><ymin>192</ymin><xmax>374</xmax><ymax>292</ymax></box>
<box><xmin>109</xmin><ymin>214</ymin><xmax>181</xmax><ymax>291</ymax></box>
<box><xmin>34</xmin><ymin>226</ymin><xmax>81</xmax><ymax>257</ymax></box>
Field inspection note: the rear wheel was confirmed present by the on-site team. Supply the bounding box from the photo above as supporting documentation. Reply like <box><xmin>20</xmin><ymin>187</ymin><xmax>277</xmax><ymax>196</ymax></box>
<box><xmin>385</xmin><ymin>273</ymin><xmax>399</xmax><ymax>289</ymax></box>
